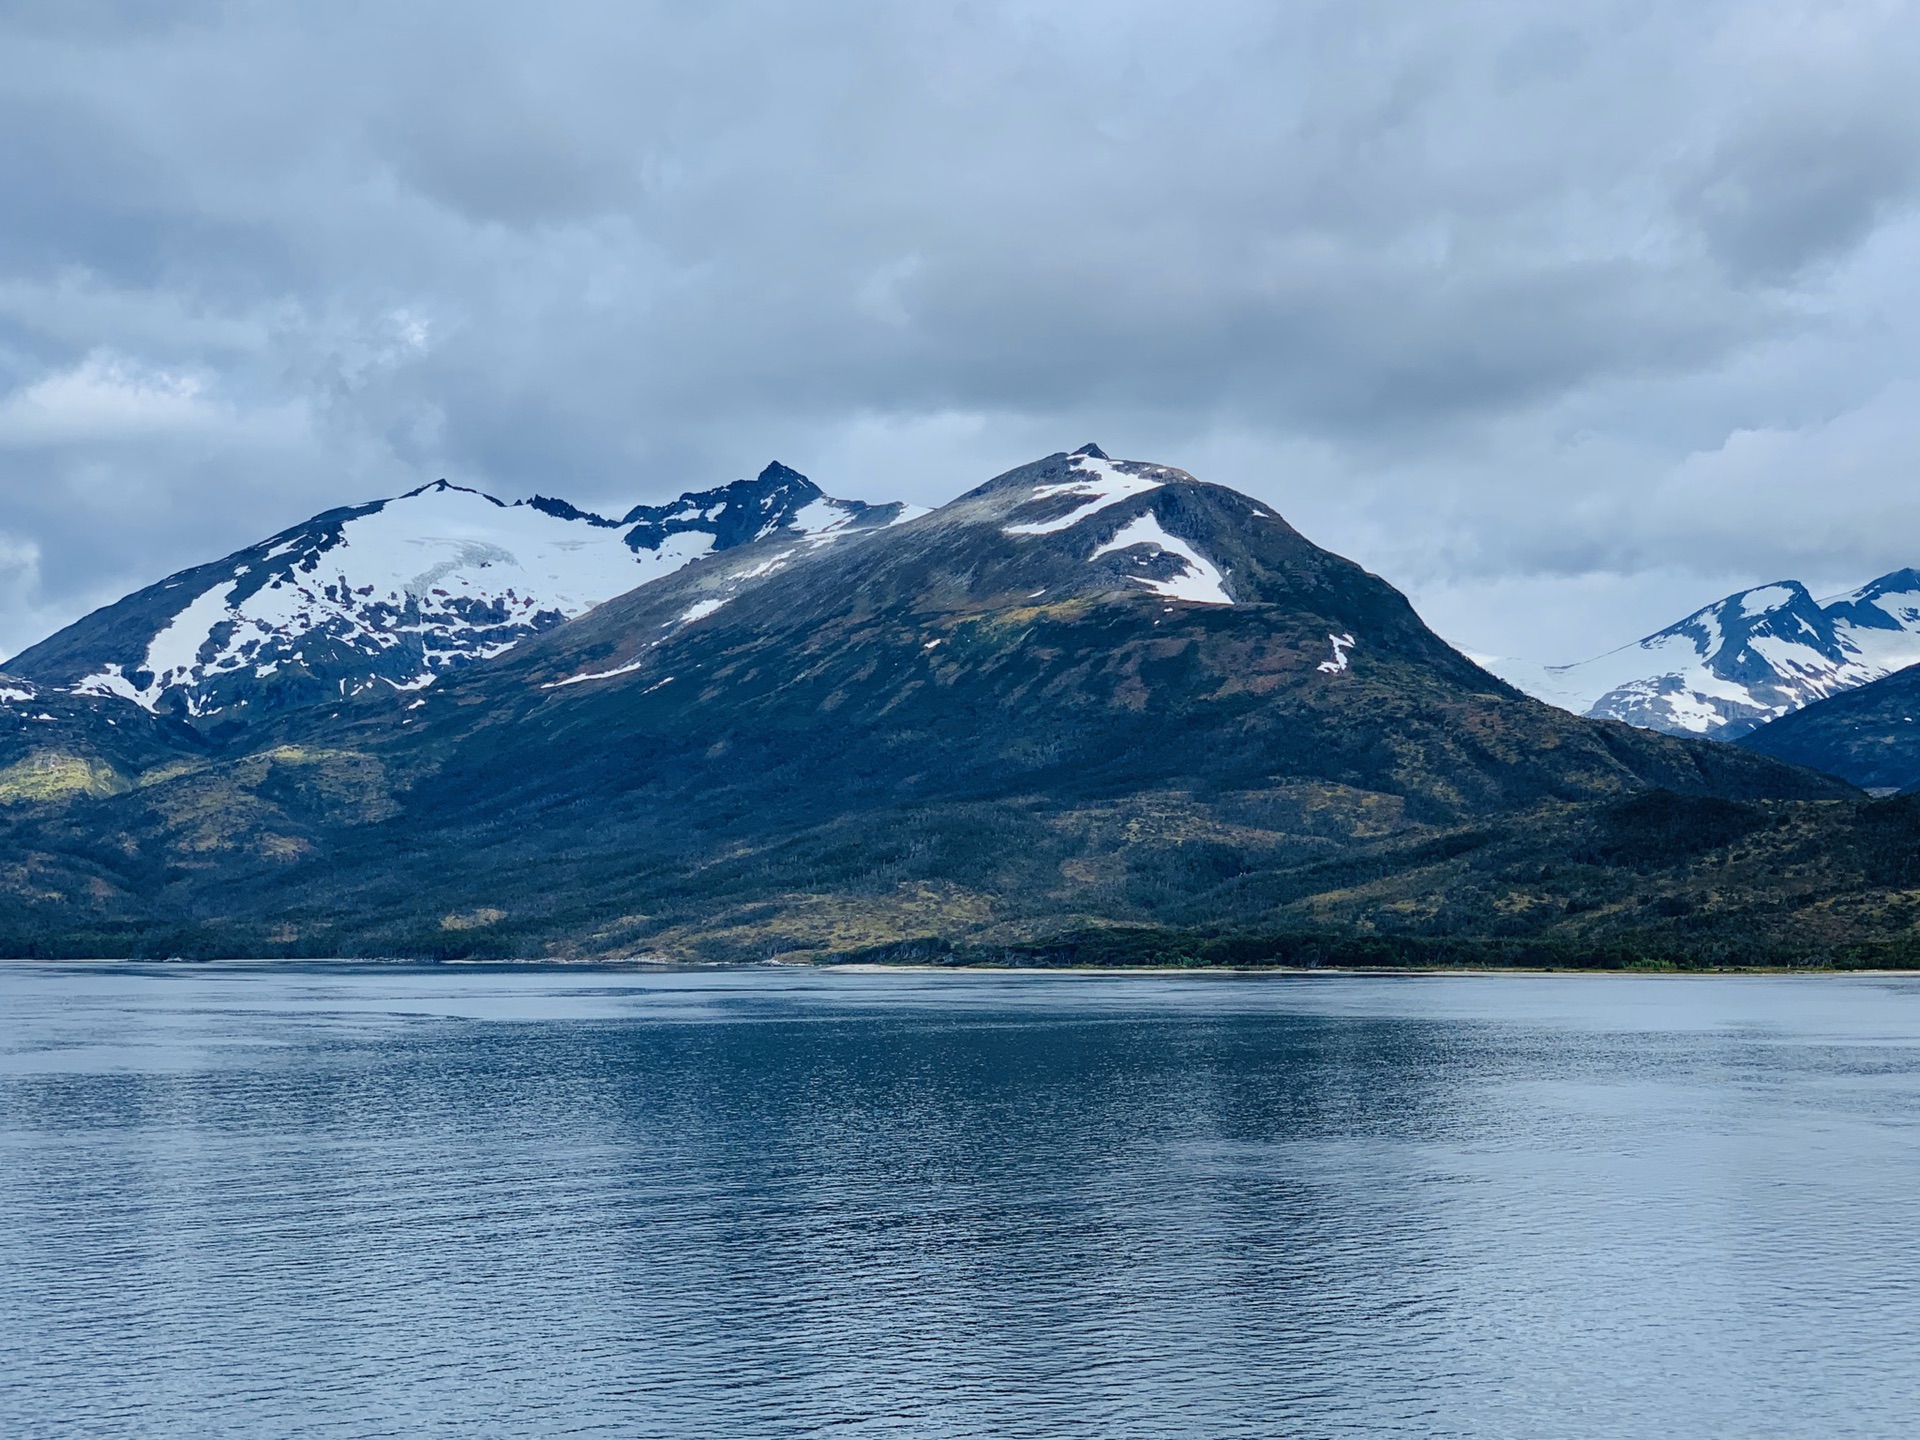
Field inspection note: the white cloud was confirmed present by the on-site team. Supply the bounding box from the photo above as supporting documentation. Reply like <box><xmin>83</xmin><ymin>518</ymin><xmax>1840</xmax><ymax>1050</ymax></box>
<box><xmin>0</xmin><ymin>533</ymin><xmax>70</xmax><ymax>664</ymax></box>
<box><xmin>0</xmin><ymin>0</ymin><xmax>1918</xmax><ymax>662</ymax></box>
<box><xmin>0</xmin><ymin>353</ymin><xmax>215</xmax><ymax>443</ymax></box>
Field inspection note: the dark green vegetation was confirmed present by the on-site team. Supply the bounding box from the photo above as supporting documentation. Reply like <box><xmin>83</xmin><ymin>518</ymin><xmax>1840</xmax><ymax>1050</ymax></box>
<box><xmin>4</xmin><ymin>449</ymin><xmax>1916</xmax><ymax>968</ymax></box>
<box><xmin>1741</xmin><ymin>659</ymin><xmax>1920</xmax><ymax>795</ymax></box>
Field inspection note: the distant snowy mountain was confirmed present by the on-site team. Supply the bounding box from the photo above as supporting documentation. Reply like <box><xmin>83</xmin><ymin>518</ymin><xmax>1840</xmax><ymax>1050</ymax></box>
<box><xmin>1483</xmin><ymin>569</ymin><xmax>1920</xmax><ymax>738</ymax></box>
<box><xmin>4</xmin><ymin>463</ymin><xmax>914</xmax><ymax>733</ymax></box>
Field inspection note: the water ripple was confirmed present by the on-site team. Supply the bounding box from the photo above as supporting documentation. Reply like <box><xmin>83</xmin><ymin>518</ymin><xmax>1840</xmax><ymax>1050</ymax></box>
<box><xmin>3</xmin><ymin>967</ymin><xmax>1919</xmax><ymax>1437</ymax></box>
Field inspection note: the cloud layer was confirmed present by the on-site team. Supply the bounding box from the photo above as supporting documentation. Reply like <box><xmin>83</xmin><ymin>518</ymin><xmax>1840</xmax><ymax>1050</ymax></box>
<box><xmin>2</xmin><ymin>0</ymin><xmax>1917</xmax><ymax>661</ymax></box>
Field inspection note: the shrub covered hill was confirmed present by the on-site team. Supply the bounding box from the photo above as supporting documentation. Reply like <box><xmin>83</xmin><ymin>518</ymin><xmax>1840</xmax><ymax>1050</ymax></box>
<box><xmin>8</xmin><ymin>446</ymin><xmax>1920</xmax><ymax>967</ymax></box>
<box><xmin>1740</xmin><ymin>661</ymin><xmax>1920</xmax><ymax>796</ymax></box>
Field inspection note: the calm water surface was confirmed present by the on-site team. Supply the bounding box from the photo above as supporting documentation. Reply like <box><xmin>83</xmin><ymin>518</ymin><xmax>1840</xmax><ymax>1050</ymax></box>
<box><xmin>3</xmin><ymin>965</ymin><xmax>1919</xmax><ymax>1437</ymax></box>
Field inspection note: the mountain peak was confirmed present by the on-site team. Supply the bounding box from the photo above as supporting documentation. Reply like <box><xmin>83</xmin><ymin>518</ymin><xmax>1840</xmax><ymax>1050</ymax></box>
<box><xmin>756</xmin><ymin>461</ymin><xmax>814</xmax><ymax>488</ymax></box>
<box><xmin>1486</xmin><ymin>570</ymin><xmax>1920</xmax><ymax>739</ymax></box>
<box><xmin>7</xmin><ymin>464</ymin><xmax>908</xmax><ymax>731</ymax></box>
<box><xmin>1716</xmin><ymin>580</ymin><xmax>1814</xmax><ymax>618</ymax></box>
<box><xmin>1865</xmin><ymin>566</ymin><xmax>1920</xmax><ymax>594</ymax></box>
<box><xmin>396</xmin><ymin>478</ymin><xmax>505</xmax><ymax>506</ymax></box>
<box><xmin>612</xmin><ymin>462</ymin><xmax>912</xmax><ymax>557</ymax></box>
<box><xmin>1824</xmin><ymin>568</ymin><xmax>1920</xmax><ymax>632</ymax></box>
<box><xmin>1071</xmin><ymin>443</ymin><xmax>1110</xmax><ymax>459</ymax></box>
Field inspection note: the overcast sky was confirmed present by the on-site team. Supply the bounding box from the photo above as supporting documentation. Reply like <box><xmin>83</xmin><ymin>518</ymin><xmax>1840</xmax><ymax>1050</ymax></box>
<box><xmin>2</xmin><ymin>0</ymin><xmax>1917</xmax><ymax>663</ymax></box>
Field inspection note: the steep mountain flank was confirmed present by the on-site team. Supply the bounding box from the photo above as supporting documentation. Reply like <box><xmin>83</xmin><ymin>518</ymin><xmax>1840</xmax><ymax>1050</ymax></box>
<box><xmin>1739</xmin><ymin>661</ymin><xmax>1920</xmax><ymax>794</ymax></box>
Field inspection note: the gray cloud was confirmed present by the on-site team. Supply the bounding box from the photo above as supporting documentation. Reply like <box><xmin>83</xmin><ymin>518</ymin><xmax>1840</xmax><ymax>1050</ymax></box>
<box><xmin>2</xmin><ymin>0</ymin><xmax>1918</xmax><ymax>662</ymax></box>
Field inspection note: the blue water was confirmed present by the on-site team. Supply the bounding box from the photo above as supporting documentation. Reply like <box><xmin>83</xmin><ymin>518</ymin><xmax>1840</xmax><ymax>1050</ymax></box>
<box><xmin>4</xmin><ymin>966</ymin><xmax>1920</xmax><ymax>1437</ymax></box>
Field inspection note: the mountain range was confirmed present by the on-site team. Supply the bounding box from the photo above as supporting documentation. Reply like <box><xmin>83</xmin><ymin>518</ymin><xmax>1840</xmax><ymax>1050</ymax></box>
<box><xmin>5</xmin><ymin>446</ymin><xmax>1920</xmax><ymax>966</ymax></box>
<box><xmin>1484</xmin><ymin>572</ymin><xmax>1920</xmax><ymax>739</ymax></box>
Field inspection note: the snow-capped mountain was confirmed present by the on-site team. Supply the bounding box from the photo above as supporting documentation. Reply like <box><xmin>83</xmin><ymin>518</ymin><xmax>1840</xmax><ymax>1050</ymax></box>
<box><xmin>1483</xmin><ymin>569</ymin><xmax>1920</xmax><ymax>739</ymax></box>
<box><xmin>4</xmin><ymin>463</ymin><xmax>914</xmax><ymax>732</ymax></box>
<box><xmin>0</xmin><ymin>444</ymin><xmax>1854</xmax><ymax>962</ymax></box>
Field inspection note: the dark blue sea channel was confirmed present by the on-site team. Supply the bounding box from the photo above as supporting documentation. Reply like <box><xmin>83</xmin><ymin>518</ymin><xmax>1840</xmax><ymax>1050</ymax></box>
<box><xmin>4</xmin><ymin>964</ymin><xmax>1918</xmax><ymax>1437</ymax></box>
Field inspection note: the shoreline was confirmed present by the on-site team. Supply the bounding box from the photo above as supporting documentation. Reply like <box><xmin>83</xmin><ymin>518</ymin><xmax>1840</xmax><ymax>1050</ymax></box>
<box><xmin>3</xmin><ymin>955</ymin><xmax>1917</xmax><ymax>977</ymax></box>
<box><xmin>817</xmin><ymin>961</ymin><xmax>1920</xmax><ymax>977</ymax></box>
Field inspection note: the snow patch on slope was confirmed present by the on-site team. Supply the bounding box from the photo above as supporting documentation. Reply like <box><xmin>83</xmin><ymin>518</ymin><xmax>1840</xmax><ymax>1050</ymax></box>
<box><xmin>790</xmin><ymin>498</ymin><xmax>861</xmax><ymax>537</ymax></box>
<box><xmin>1739</xmin><ymin>584</ymin><xmax>1797</xmax><ymax>618</ymax></box>
<box><xmin>1005</xmin><ymin>454</ymin><xmax>1166</xmax><ymax>536</ymax></box>
<box><xmin>543</xmin><ymin>657</ymin><xmax>650</xmax><ymax>689</ymax></box>
<box><xmin>1089</xmin><ymin>513</ymin><xmax>1233</xmax><ymax>605</ymax></box>
<box><xmin>71</xmin><ymin>484</ymin><xmax>702</xmax><ymax>713</ymax></box>
<box><xmin>1317</xmin><ymin>633</ymin><xmax>1356</xmax><ymax>674</ymax></box>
